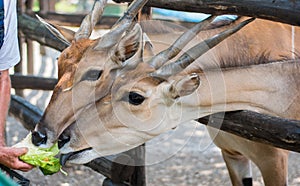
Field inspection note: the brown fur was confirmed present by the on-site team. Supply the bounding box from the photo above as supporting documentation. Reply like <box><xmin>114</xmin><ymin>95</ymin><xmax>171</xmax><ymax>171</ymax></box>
<box><xmin>56</xmin><ymin>39</ymin><xmax>96</xmax><ymax>91</ymax></box>
<box><xmin>58</xmin><ymin>39</ymin><xmax>96</xmax><ymax>79</ymax></box>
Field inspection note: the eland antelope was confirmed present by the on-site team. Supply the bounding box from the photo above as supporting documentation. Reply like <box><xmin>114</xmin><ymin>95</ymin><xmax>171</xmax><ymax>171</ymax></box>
<box><xmin>31</xmin><ymin>0</ymin><xmax>300</xmax><ymax>185</ymax></box>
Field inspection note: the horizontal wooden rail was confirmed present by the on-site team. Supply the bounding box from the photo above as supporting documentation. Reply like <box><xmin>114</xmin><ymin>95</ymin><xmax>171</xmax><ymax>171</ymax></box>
<box><xmin>35</xmin><ymin>12</ymin><xmax>119</xmax><ymax>29</ymax></box>
<box><xmin>114</xmin><ymin>0</ymin><xmax>300</xmax><ymax>26</ymax></box>
<box><xmin>9</xmin><ymin>95</ymin><xmax>43</xmax><ymax>131</ymax></box>
<box><xmin>18</xmin><ymin>13</ymin><xmax>197</xmax><ymax>53</ymax></box>
<box><xmin>198</xmin><ymin>111</ymin><xmax>300</xmax><ymax>152</ymax></box>
<box><xmin>11</xmin><ymin>74</ymin><xmax>57</xmax><ymax>90</ymax></box>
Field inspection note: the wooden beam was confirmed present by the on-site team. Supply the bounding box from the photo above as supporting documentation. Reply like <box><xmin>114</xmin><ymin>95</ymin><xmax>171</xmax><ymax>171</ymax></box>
<box><xmin>18</xmin><ymin>12</ymin><xmax>197</xmax><ymax>53</ymax></box>
<box><xmin>9</xmin><ymin>95</ymin><xmax>42</xmax><ymax>130</ymax></box>
<box><xmin>198</xmin><ymin>111</ymin><xmax>300</xmax><ymax>152</ymax></box>
<box><xmin>35</xmin><ymin>12</ymin><xmax>120</xmax><ymax>29</ymax></box>
<box><xmin>113</xmin><ymin>0</ymin><xmax>300</xmax><ymax>26</ymax></box>
<box><xmin>10</xmin><ymin>74</ymin><xmax>57</xmax><ymax>90</ymax></box>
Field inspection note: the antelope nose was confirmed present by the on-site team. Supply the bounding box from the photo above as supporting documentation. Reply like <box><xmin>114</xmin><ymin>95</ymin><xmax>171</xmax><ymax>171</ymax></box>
<box><xmin>31</xmin><ymin>131</ymin><xmax>47</xmax><ymax>146</ymax></box>
<box><xmin>58</xmin><ymin>133</ymin><xmax>70</xmax><ymax>149</ymax></box>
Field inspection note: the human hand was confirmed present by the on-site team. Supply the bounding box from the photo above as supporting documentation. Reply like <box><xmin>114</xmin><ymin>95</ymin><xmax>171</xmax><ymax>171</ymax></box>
<box><xmin>0</xmin><ymin>146</ymin><xmax>34</xmax><ymax>171</ymax></box>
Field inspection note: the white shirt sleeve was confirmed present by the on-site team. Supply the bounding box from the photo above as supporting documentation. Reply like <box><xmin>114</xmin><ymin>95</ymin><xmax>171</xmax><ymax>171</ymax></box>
<box><xmin>0</xmin><ymin>0</ymin><xmax>20</xmax><ymax>71</ymax></box>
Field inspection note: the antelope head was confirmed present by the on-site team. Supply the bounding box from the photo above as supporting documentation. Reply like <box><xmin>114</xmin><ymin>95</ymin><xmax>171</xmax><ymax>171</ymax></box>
<box><xmin>56</xmin><ymin>17</ymin><xmax>255</xmax><ymax>165</ymax></box>
<box><xmin>32</xmin><ymin>0</ymin><xmax>149</xmax><ymax>149</ymax></box>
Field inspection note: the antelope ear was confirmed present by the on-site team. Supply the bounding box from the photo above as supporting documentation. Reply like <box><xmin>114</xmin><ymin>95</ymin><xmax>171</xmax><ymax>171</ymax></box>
<box><xmin>167</xmin><ymin>73</ymin><xmax>200</xmax><ymax>99</ymax></box>
<box><xmin>36</xmin><ymin>15</ymin><xmax>75</xmax><ymax>45</ymax></box>
<box><xmin>142</xmin><ymin>33</ymin><xmax>155</xmax><ymax>59</ymax></box>
<box><xmin>111</xmin><ymin>24</ymin><xmax>143</xmax><ymax>66</ymax></box>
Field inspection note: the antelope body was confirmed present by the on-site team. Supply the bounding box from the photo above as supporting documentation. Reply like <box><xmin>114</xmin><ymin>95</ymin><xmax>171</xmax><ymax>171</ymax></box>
<box><xmin>31</xmin><ymin>0</ymin><xmax>300</xmax><ymax>185</ymax></box>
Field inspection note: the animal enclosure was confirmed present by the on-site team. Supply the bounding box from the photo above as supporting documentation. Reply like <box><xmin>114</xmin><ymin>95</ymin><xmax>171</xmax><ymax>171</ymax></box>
<box><xmin>8</xmin><ymin>0</ymin><xmax>300</xmax><ymax>185</ymax></box>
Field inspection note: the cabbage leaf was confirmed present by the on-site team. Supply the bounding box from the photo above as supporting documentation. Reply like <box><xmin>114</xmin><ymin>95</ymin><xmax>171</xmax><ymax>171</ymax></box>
<box><xmin>13</xmin><ymin>133</ymin><xmax>66</xmax><ymax>175</ymax></box>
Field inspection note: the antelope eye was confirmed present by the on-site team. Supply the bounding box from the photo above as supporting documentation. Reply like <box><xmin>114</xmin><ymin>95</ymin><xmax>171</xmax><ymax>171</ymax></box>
<box><xmin>81</xmin><ymin>69</ymin><xmax>102</xmax><ymax>81</ymax></box>
<box><xmin>128</xmin><ymin>92</ymin><xmax>145</xmax><ymax>105</ymax></box>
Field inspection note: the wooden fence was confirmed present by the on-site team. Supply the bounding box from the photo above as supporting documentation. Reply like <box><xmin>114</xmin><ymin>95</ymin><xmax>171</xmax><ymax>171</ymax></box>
<box><xmin>12</xmin><ymin>0</ymin><xmax>300</xmax><ymax>185</ymax></box>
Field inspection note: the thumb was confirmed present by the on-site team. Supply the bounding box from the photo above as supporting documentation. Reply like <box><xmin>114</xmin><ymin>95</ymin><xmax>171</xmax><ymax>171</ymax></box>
<box><xmin>14</xmin><ymin>147</ymin><xmax>29</xmax><ymax>156</ymax></box>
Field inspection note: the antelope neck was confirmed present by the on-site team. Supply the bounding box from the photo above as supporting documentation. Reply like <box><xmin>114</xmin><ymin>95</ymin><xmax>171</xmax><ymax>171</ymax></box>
<box><xmin>174</xmin><ymin>61</ymin><xmax>300</xmax><ymax>123</ymax></box>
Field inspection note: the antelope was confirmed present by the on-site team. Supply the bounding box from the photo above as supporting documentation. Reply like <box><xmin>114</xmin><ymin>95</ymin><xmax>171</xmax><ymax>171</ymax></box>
<box><xmin>30</xmin><ymin>0</ymin><xmax>300</xmax><ymax>185</ymax></box>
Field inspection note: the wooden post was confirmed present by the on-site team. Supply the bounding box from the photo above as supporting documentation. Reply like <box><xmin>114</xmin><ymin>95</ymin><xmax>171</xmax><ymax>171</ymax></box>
<box><xmin>129</xmin><ymin>144</ymin><xmax>146</xmax><ymax>186</ymax></box>
<box><xmin>26</xmin><ymin>39</ymin><xmax>34</xmax><ymax>75</ymax></box>
<box><xmin>25</xmin><ymin>0</ymin><xmax>34</xmax><ymax>14</ymax></box>
<box><xmin>48</xmin><ymin>0</ymin><xmax>56</xmax><ymax>12</ymax></box>
<box><xmin>15</xmin><ymin>34</ymin><xmax>24</xmax><ymax>96</ymax></box>
<box><xmin>25</xmin><ymin>0</ymin><xmax>34</xmax><ymax>75</ymax></box>
<box><xmin>101</xmin><ymin>145</ymin><xmax>146</xmax><ymax>186</ymax></box>
<box><xmin>39</xmin><ymin>0</ymin><xmax>49</xmax><ymax>14</ymax></box>
<box><xmin>15</xmin><ymin>0</ymin><xmax>24</xmax><ymax>96</ymax></box>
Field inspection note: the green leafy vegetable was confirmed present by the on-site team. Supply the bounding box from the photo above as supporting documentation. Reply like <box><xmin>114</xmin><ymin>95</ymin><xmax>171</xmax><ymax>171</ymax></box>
<box><xmin>13</xmin><ymin>133</ymin><xmax>67</xmax><ymax>176</ymax></box>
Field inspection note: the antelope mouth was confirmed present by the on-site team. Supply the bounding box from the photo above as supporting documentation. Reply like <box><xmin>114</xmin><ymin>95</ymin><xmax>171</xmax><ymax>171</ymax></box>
<box><xmin>60</xmin><ymin>147</ymin><xmax>93</xmax><ymax>166</ymax></box>
<box><xmin>58</xmin><ymin>124</ymin><xmax>96</xmax><ymax>165</ymax></box>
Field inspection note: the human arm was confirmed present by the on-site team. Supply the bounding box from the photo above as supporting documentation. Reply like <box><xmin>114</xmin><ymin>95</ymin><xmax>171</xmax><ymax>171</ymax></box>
<box><xmin>0</xmin><ymin>146</ymin><xmax>34</xmax><ymax>172</ymax></box>
<box><xmin>0</xmin><ymin>70</ymin><xmax>34</xmax><ymax>171</ymax></box>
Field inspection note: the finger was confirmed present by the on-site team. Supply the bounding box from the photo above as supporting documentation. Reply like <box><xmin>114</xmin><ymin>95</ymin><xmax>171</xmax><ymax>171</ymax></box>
<box><xmin>13</xmin><ymin>147</ymin><xmax>29</xmax><ymax>156</ymax></box>
<box><xmin>15</xmin><ymin>161</ymin><xmax>34</xmax><ymax>171</ymax></box>
<box><xmin>19</xmin><ymin>167</ymin><xmax>33</xmax><ymax>172</ymax></box>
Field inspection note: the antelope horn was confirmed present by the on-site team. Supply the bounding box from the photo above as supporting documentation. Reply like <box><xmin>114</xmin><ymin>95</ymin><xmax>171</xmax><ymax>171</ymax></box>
<box><xmin>74</xmin><ymin>0</ymin><xmax>107</xmax><ymax>41</ymax></box>
<box><xmin>148</xmin><ymin>15</ymin><xmax>217</xmax><ymax>69</ymax></box>
<box><xmin>151</xmin><ymin>18</ymin><xmax>255</xmax><ymax>79</ymax></box>
<box><xmin>94</xmin><ymin>0</ymin><xmax>148</xmax><ymax>49</ymax></box>
<box><xmin>36</xmin><ymin>14</ymin><xmax>72</xmax><ymax>45</ymax></box>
